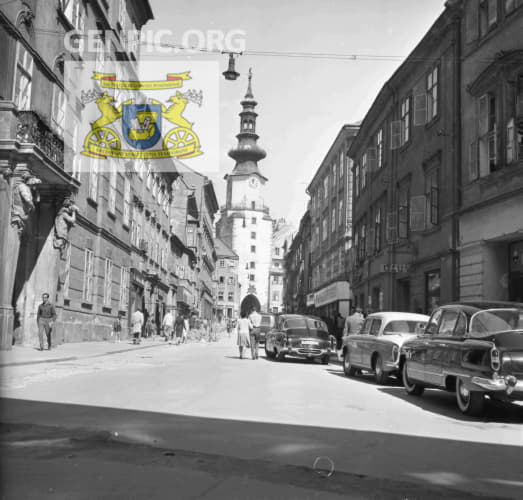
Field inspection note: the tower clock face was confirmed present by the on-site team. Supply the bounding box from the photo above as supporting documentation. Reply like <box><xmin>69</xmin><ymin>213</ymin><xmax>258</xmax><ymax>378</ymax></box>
<box><xmin>249</xmin><ymin>177</ymin><xmax>259</xmax><ymax>189</ymax></box>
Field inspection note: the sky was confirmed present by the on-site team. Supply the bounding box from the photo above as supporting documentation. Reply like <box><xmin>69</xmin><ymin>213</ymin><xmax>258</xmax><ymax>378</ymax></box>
<box><xmin>143</xmin><ymin>0</ymin><xmax>446</xmax><ymax>228</ymax></box>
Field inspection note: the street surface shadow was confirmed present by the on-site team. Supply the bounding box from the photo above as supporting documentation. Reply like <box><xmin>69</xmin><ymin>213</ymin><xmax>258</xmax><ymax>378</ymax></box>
<box><xmin>0</xmin><ymin>398</ymin><xmax>519</xmax><ymax>499</ymax></box>
<box><xmin>379</xmin><ymin>386</ymin><xmax>523</xmax><ymax>423</ymax></box>
<box><xmin>326</xmin><ymin>369</ymin><xmax>402</xmax><ymax>387</ymax></box>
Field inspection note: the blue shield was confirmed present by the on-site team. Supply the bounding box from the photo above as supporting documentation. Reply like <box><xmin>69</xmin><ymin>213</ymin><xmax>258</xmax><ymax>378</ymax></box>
<box><xmin>122</xmin><ymin>103</ymin><xmax>162</xmax><ymax>150</ymax></box>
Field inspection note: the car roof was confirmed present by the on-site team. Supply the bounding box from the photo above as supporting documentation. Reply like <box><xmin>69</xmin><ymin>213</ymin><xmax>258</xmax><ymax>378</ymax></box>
<box><xmin>279</xmin><ymin>314</ymin><xmax>324</xmax><ymax>321</ymax></box>
<box><xmin>439</xmin><ymin>301</ymin><xmax>523</xmax><ymax>314</ymax></box>
<box><xmin>367</xmin><ymin>312</ymin><xmax>429</xmax><ymax>321</ymax></box>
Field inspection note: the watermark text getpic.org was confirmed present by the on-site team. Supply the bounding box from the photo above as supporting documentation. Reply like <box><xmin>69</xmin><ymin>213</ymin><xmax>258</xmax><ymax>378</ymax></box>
<box><xmin>64</xmin><ymin>29</ymin><xmax>247</xmax><ymax>54</ymax></box>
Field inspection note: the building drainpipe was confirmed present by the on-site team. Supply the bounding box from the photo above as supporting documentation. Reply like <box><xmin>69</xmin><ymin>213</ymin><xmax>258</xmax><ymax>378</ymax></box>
<box><xmin>385</xmin><ymin>81</ymin><xmax>397</xmax><ymax>311</ymax></box>
<box><xmin>452</xmin><ymin>10</ymin><xmax>462</xmax><ymax>302</ymax></box>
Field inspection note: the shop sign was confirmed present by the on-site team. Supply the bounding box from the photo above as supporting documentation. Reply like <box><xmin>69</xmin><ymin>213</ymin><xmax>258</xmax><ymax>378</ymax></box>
<box><xmin>381</xmin><ymin>263</ymin><xmax>410</xmax><ymax>273</ymax></box>
<box><xmin>314</xmin><ymin>281</ymin><xmax>351</xmax><ymax>308</ymax></box>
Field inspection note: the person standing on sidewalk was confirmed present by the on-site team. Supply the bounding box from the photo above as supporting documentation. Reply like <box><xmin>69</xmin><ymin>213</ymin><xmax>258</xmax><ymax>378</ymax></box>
<box><xmin>173</xmin><ymin>313</ymin><xmax>185</xmax><ymax>345</ymax></box>
<box><xmin>182</xmin><ymin>315</ymin><xmax>189</xmax><ymax>343</ymax></box>
<box><xmin>131</xmin><ymin>308</ymin><xmax>144</xmax><ymax>344</ymax></box>
<box><xmin>37</xmin><ymin>293</ymin><xmax>56</xmax><ymax>350</ymax></box>
<box><xmin>162</xmin><ymin>309</ymin><xmax>174</xmax><ymax>342</ymax></box>
<box><xmin>248</xmin><ymin>307</ymin><xmax>262</xmax><ymax>360</ymax></box>
<box><xmin>112</xmin><ymin>313</ymin><xmax>123</xmax><ymax>343</ymax></box>
<box><xmin>343</xmin><ymin>307</ymin><xmax>364</xmax><ymax>337</ymax></box>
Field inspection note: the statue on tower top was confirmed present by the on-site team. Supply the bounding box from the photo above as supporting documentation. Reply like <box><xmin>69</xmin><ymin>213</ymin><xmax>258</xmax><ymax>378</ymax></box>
<box><xmin>245</xmin><ymin>67</ymin><xmax>254</xmax><ymax>99</ymax></box>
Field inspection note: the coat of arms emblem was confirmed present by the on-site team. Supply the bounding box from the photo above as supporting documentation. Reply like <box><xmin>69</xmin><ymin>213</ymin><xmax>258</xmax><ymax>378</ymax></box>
<box><xmin>81</xmin><ymin>71</ymin><xmax>203</xmax><ymax>160</ymax></box>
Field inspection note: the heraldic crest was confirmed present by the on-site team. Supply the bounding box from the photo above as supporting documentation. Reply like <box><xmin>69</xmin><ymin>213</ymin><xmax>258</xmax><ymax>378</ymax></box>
<box><xmin>81</xmin><ymin>71</ymin><xmax>203</xmax><ymax>160</ymax></box>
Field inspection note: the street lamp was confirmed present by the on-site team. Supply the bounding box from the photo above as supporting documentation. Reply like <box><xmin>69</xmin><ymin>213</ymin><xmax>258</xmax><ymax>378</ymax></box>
<box><xmin>222</xmin><ymin>52</ymin><xmax>241</xmax><ymax>81</ymax></box>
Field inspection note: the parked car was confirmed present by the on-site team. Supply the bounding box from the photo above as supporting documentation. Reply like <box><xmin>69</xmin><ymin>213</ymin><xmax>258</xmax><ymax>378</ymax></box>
<box><xmin>342</xmin><ymin>312</ymin><xmax>429</xmax><ymax>383</ymax></box>
<box><xmin>265</xmin><ymin>314</ymin><xmax>332</xmax><ymax>364</ymax></box>
<box><xmin>401</xmin><ymin>301</ymin><xmax>523</xmax><ymax>416</ymax></box>
<box><xmin>258</xmin><ymin>313</ymin><xmax>275</xmax><ymax>345</ymax></box>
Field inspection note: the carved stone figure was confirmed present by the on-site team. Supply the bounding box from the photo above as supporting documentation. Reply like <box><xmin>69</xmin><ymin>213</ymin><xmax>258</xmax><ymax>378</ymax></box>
<box><xmin>53</xmin><ymin>198</ymin><xmax>79</xmax><ymax>257</ymax></box>
<box><xmin>11</xmin><ymin>172</ymin><xmax>41</xmax><ymax>233</ymax></box>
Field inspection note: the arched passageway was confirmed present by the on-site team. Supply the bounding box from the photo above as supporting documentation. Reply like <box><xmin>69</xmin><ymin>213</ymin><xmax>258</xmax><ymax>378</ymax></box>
<box><xmin>240</xmin><ymin>294</ymin><xmax>261</xmax><ymax>316</ymax></box>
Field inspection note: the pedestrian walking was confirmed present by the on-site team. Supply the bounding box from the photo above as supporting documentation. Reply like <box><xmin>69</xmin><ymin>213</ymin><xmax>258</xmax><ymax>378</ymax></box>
<box><xmin>226</xmin><ymin>318</ymin><xmax>233</xmax><ymax>338</ymax></box>
<box><xmin>236</xmin><ymin>312</ymin><xmax>252</xmax><ymax>359</ymax></box>
<box><xmin>144</xmin><ymin>317</ymin><xmax>155</xmax><ymax>338</ymax></box>
<box><xmin>343</xmin><ymin>307</ymin><xmax>364</xmax><ymax>337</ymax></box>
<box><xmin>112</xmin><ymin>313</ymin><xmax>123</xmax><ymax>342</ymax></box>
<box><xmin>131</xmin><ymin>308</ymin><xmax>144</xmax><ymax>344</ymax></box>
<box><xmin>248</xmin><ymin>307</ymin><xmax>261</xmax><ymax>360</ymax></box>
<box><xmin>174</xmin><ymin>313</ymin><xmax>185</xmax><ymax>345</ymax></box>
<box><xmin>37</xmin><ymin>293</ymin><xmax>56</xmax><ymax>350</ymax></box>
<box><xmin>182</xmin><ymin>315</ymin><xmax>189</xmax><ymax>343</ymax></box>
<box><xmin>334</xmin><ymin>312</ymin><xmax>345</xmax><ymax>360</ymax></box>
<box><xmin>162</xmin><ymin>310</ymin><xmax>175</xmax><ymax>342</ymax></box>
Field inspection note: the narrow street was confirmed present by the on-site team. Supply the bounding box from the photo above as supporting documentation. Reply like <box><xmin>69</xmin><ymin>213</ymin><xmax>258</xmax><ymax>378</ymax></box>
<box><xmin>1</xmin><ymin>336</ymin><xmax>522</xmax><ymax>499</ymax></box>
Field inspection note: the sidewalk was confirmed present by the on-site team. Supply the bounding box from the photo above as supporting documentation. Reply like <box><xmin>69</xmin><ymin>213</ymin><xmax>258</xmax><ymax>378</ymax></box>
<box><xmin>0</xmin><ymin>337</ymin><xmax>171</xmax><ymax>368</ymax></box>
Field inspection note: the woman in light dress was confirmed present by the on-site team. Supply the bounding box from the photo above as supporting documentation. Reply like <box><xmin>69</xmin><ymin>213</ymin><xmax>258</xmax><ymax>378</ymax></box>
<box><xmin>236</xmin><ymin>312</ymin><xmax>252</xmax><ymax>359</ymax></box>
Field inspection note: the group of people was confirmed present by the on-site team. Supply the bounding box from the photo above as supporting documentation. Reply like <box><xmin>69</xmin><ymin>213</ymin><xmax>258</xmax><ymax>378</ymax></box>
<box><xmin>128</xmin><ymin>308</ymin><xmax>189</xmax><ymax>345</ymax></box>
<box><xmin>235</xmin><ymin>308</ymin><xmax>262</xmax><ymax>360</ymax></box>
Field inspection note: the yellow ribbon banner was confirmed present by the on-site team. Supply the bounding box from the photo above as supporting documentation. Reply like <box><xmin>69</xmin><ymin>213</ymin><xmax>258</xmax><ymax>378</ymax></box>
<box><xmin>92</xmin><ymin>72</ymin><xmax>191</xmax><ymax>90</ymax></box>
<box><xmin>82</xmin><ymin>143</ymin><xmax>202</xmax><ymax>160</ymax></box>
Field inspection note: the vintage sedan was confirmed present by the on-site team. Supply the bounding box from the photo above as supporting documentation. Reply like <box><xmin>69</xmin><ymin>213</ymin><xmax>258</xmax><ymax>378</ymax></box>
<box><xmin>401</xmin><ymin>301</ymin><xmax>523</xmax><ymax>416</ymax></box>
<box><xmin>265</xmin><ymin>314</ymin><xmax>332</xmax><ymax>364</ymax></box>
<box><xmin>342</xmin><ymin>312</ymin><xmax>429</xmax><ymax>383</ymax></box>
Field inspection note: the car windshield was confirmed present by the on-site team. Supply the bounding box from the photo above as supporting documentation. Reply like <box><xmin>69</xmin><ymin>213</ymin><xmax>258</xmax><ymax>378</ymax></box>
<box><xmin>469</xmin><ymin>308</ymin><xmax>523</xmax><ymax>337</ymax></box>
<box><xmin>383</xmin><ymin>320</ymin><xmax>427</xmax><ymax>334</ymax></box>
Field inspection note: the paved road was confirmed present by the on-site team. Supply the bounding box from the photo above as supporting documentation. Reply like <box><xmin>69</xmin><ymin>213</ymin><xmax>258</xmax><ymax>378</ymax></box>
<box><xmin>1</xmin><ymin>336</ymin><xmax>522</xmax><ymax>499</ymax></box>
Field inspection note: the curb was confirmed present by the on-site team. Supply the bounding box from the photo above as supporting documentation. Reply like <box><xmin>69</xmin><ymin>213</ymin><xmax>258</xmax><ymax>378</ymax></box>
<box><xmin>0</xmin><ymin>342</ymin><xmax>170</xmax><ymax>368</ymax></box>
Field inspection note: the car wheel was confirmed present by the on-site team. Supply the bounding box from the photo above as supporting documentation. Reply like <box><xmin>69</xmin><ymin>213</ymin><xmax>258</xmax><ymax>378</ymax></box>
<box><xmin>321</xmin><ymin>355</ymin><xmax>329</xmax><ymax>365</ymax></box>
<box><xmin>373</xmin><ymin>355</ymin><xmax>389</xmax><ymax>385</ymax></box>
<box><xmin>402</xmin><ymin>363</ymin><xmax>424</xmax><ymax>396</ymax></box>
<box><xmin>343</xmin><ymin>350</ymin><xmax>357</xmax><ymax>377</ymax></box>
<box><xmin>456</xmin><ymin>378</ymin><xmax>485</xmax><ymax>417</ymax></box>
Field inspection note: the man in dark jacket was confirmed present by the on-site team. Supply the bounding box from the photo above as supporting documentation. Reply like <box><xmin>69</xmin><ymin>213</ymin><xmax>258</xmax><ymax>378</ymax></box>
<box><xmin>37</xmin><ymin>293</ymin><xmax>56</xmax><ymax>350</ymax></box>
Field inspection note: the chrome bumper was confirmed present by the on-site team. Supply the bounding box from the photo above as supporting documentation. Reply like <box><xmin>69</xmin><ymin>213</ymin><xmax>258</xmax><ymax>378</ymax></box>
<box><xmin>471</xmin><ymin>375</ymin><xmax>523</xmax><ymax>396</ymax></box>
<box><xmin>283</xmin><ymin>347</ymin><xmax>330</xmax><ymax>357</ymax></box>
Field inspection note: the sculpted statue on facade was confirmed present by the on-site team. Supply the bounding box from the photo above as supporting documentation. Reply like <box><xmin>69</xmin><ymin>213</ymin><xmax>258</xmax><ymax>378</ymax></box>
<box><xmin>10</xmin><ymin>171</ymin><xmax>41</xmax><ymax>233</ymax></box>
<box><xmin>53</xmin><ymin>197</ymin><xmax>79</xmax><ymax>257</ymax></box>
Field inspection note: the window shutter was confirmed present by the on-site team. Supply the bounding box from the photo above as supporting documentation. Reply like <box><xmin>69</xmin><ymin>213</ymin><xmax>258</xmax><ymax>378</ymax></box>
<box><xmin>367</xmin><ymin>147</ymin><xmax>377</xmax><ymax>173</ymax></box>
<box><xmin>413</xmin><ymin>94</ymin><xmax>427</xmax><ymax>126</ymax></box>
<box><xmin>390</xmin><ymin>121</ymin><xmax>402</xmax><ymax>150</ymax></box>
<box><xmin>469</xmin><ymin>140</ymin><xmax>479</xmax><ymax>181</ymax></box>
<box><xmin>386</xmin><ymin>212</ymin><xmax>398</xmax><ymax>244</ymax></box>
<box><xmin>367</xmin><ymin>227</ymin><xmax>375</xmax><ymax>256</ymax></box>
<box><xmin>506</xmin><ymin>118</ymin><xmax>515</xmax><ymax>163</ymax></box>
<box><xmin>478</xmin><ymin>94</ymin><xmax>489</xmax><ymax>136</ymax></box>
<box><xmin>409</xmin><ymin>195</ymin><xmax>426</xmax><ymax>232</ymax></box>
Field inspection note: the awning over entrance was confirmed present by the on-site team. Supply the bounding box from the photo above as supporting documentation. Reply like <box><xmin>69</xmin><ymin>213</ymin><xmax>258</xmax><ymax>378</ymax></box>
<box><xmin>314</xmin><ymin>281</ymin><xmax>351</xmax><ymax>308</ymax></box>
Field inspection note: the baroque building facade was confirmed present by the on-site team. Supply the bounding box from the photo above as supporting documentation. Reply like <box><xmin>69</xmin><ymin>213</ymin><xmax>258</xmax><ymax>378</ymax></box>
<box><xmin>214</xmin><ymin>237</ymin><xmax>240</xmax><ymax>321</ymax></box>
<box><xmin>458</xmin><ymin>0</ymin><xmax>523</xmax><ymax>303</ymax></box>
<box><xmin>306</xmin><ymin>124</ymin><xmax>359</xmax><ymax>319</ymax></box>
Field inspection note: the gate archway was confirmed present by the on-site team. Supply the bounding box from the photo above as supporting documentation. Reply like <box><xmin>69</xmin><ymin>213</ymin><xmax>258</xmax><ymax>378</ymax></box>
<box><xmin>240</xmin><ymin>294</ymin><xmax>261</xmax><ymax>316</ymax></box>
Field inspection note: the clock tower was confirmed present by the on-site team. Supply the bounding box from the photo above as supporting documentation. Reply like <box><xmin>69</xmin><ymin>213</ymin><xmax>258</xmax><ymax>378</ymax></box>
<box><xmin>216</xmin><ymin>69</ymin><xmax>273</xmax><ymax>313</ymax></box>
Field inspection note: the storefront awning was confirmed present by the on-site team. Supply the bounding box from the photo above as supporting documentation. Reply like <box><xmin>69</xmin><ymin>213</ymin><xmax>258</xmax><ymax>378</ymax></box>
<box><xmin>314</xmin><ymin>281</ymin><xmax>351</xmax><ymax>308</ymax></box>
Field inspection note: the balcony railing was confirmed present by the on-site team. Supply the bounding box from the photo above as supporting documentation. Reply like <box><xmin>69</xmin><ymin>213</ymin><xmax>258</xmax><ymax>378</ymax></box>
<box><xmin>222</xmin><ymin>202</ymin><xmax>270</xmax><ymax>214</ymax></box>
<box><xmin>16</xmin><ymin>110</ymin><xmax>64</xmax><ymax>166</ymax></box>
